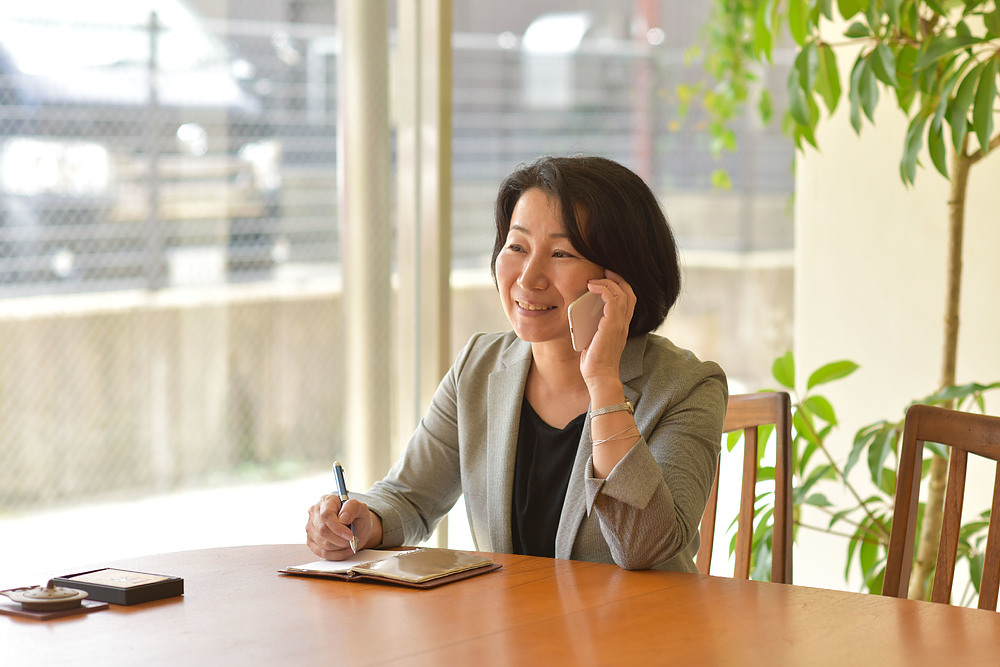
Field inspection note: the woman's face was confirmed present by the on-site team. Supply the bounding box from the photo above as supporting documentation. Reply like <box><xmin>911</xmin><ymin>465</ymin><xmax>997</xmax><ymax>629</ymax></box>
<box><xmin>494</xmin><ymin>188</ymin><xmax>604</xmax><ymax>347</ymax></box>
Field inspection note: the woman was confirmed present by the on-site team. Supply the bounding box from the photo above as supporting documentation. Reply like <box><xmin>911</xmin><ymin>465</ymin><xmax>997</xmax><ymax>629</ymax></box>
<box><xmin>306</xmin><ymin>155</ymin><xmax>727</xmax><ymax>571</ymax></box>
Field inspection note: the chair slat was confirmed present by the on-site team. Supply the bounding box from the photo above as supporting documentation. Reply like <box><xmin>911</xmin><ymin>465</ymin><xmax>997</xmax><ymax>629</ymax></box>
<box><xmin>697</xmin><ymin>470</ymin><xmax>720</xmax><ymax>576</ymax></box>
<box><xmin>699</xmin><ymin>392</ymin><xmax>793</xmax><ymax>584</ymax></box>
<box><xmin>979</xmin><ymin>466</ymin><xmax>1000</xmax><ymax>610</ymax></box>
<box><xmin>772</xmin><ymin>399</ymin><xmax>793</xmax><ymax>584</ymax></box>
<box><xmin>883</xmin><ymin>404</ymin><xmax>1000</xmax><ymax>610</ymax></box>
<box><xmin>734</xmin><ymin>426</ymin><xmax>758</xmax><ymax>580</ymax></box>
<box><xmin>931</xmin><ymin>449</ymin><xmax>967</xmax><ymax>605</ymax></box>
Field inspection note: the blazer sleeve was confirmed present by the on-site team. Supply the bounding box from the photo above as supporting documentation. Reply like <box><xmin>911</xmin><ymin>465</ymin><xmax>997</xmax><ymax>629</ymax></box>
<box><xmin>349</xmin><ymin>336</ymin><xmax>481</xmax><ymax>547</ymax></box>
<box><xmin>583</xmin><ymin>354</ymin><xmax>727</xmax><ymax>570</ymax></box>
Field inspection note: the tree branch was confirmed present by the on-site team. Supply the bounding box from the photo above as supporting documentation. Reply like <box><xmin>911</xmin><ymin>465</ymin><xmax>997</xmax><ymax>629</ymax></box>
<box><xmin>808</xmin><ymin>506</ymin><xmax>891</xmax><ymax>543</ymax></box>
<box><xmin>967</xmin><ymin>132</ymin><xmax>1000</xmax><ymax>166</ymax></box>
<box><xmin>803</xmin><ymin>421</ymin><xmax>892</xmax><ymax>540</ymax></box>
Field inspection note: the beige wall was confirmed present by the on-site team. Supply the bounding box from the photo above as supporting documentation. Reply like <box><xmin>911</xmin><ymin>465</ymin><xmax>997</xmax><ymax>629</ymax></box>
<box><xmin>794</xmin><ymin>93</ymin><xmax>1000</xmax><ymax>589</ymax></box>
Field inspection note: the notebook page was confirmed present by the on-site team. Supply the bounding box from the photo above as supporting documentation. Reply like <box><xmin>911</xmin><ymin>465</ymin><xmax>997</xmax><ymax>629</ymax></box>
<box><xmin>286</xmin><ymin>549</ymin><xmax>414</xmax><ymax>573</ymax></box>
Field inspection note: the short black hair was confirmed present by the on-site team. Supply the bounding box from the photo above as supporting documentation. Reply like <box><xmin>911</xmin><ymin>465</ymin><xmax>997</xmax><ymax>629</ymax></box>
<box><xmin>491</xmin><ymin>155</ymin><xmax>681</xmax><ymax>336</ymax></box>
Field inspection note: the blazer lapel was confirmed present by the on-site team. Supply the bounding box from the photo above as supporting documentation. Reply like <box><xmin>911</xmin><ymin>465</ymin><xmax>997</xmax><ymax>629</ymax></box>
<box><xmin>554</xmin><ymin>335</ymin><xmax>646</xmax><ymax>559</ymax></box>
<box><xmin>485</xmin><ymin>337</ymin><xmax>532</xmax><ymax>553</ymax></box>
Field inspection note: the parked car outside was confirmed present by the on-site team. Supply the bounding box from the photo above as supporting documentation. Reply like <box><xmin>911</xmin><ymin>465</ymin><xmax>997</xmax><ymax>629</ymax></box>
<box><xmin>0</xmin><ymin>0</ymin><xmax>282</xmax><ymax>293</ymax></box>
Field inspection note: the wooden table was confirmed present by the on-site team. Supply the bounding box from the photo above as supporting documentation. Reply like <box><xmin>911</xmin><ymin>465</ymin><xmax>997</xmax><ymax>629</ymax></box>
<box><xmin>3</xmin><ymin>544</ymin><xmax>999</xmax><ymax>666</ymax></box>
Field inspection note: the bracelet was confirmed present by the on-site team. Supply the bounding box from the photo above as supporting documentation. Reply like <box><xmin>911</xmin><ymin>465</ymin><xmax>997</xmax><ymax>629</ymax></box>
<box><xmin>590</xmin><ymin>400</ymin><xmax>634</xmax><ymax>417</ymax></box>
<box><xmin>593</xmin><ymin>434</ymin><xmax>641</xmax><ymax>447</ymax></box>
<box><xmin>592</xmin><ymin>424</ymin><xmax>639</xmax><ymax>447</ymax></box>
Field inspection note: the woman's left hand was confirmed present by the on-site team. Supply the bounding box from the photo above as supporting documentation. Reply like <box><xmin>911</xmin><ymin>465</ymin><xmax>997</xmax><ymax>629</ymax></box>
<box><xmin>579</xmin><ymin>269</ymin><xmax>636</xmax><ymax>387</ymax></box>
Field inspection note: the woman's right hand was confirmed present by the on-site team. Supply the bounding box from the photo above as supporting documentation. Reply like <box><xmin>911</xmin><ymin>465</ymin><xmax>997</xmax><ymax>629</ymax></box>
<box><xmin>305</xmin><ymin>494</ymin><xmax>383</xmax><ymax>560</ymax></box>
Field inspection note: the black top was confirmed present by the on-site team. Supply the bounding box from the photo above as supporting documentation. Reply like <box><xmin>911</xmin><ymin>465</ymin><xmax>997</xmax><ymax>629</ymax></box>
<box><xmin>510</xmin><ymin>400</ymin><xmax>586</xmax><ymax>558</ymax></box>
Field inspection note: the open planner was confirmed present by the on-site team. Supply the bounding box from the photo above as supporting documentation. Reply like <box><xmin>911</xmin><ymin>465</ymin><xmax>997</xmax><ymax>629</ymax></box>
<box><xmin>279</xmin><ymin>548</ymin><xmax>500</xmax><ymax>589</ymax></box>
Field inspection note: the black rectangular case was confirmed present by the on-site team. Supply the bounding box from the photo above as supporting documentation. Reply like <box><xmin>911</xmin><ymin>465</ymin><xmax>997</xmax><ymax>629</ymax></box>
<box><xmin>51</xmin><ymin>568</ymin><xmax>183</xmax><ymax>605</ymax></box>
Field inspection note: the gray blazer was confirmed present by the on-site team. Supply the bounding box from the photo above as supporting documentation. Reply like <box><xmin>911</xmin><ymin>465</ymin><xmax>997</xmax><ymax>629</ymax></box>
<box><xmin>355</xmin><ymin>331</ymin><xmax>727</xmax><ymax>571</ymax></box>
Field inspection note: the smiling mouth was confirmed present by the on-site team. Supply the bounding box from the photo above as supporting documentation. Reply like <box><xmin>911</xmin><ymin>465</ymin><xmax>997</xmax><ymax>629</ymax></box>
<box><xmin>517</xmin><ymin>301</ymin><xmax>556</xmax><ymax>312</ymax></box>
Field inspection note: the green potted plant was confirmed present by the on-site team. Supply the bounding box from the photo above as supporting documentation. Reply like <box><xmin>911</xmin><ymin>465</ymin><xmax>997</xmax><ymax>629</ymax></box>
<box><xmin>737</xmin><ymin>352</ymin><xmax>999</xmax><ymax>604</ymax></box>
<box><xmin>695</xmin><ymin>1</ymin><xmax>999</xmax><ymax>599</ymax></box>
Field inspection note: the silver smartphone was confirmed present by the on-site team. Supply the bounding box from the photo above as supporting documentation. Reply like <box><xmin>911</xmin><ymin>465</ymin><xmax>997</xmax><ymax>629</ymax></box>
<box><xmin>567</xmin><ymin>291</ymin><xmax>604</xmax><ymax>351</ymax></box>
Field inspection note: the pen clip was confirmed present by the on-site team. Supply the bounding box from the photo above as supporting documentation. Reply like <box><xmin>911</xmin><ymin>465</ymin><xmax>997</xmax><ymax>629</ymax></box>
<box><xmin>333</xmin><ymin>461</ymin><xmax>349</xmax><ymax>498</ymax></box>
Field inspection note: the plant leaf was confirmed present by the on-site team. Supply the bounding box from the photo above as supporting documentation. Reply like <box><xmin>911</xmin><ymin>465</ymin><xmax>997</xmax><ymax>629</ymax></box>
<box><xmin>848</xmin><ymin>422</ymin><xmax>887</xmax><ymax>477</ymax></box>
<box><xmin>865</xmin><ymin>3</ymin><xmax>880</xmax><ymax>31</ymax></box>
<box><xmin>751</xmin><ymin>0</ymin><xmax>774</xmax><ymax>60</ymax></box>
<box><xmin>960</xmin><ymin>520</ymin><xmax>989</xmax><ymax>538</ymax></box>
<box><xmin>789</xmin><ymin>66</ymin><xmax>813</xmax><ymax>127</ymax></box>
<box><xmin>894</xmin><ymin>45</ymin><xmax>918</xmax><ymax>112</ymax></box>
<box><xmin>843</xmin><ymin>21</ymin><xmax>870</xmax><ymax>39</ymax></box>
<box><xmin>902</xmin><ymin>2</ymin><xmax>920</xmax><ymax>35</ymax></box>
<box><xmin>915</xmin><ymin>34</ymin><xmax>982</xmax><ymax>72</ymax></box>
<box><xmin>804</xmin><ymin>395</ymin><xmax>837</xmax><ymax>424</ymax></box>
<box><xmin>872</xmin><ymin>43</ymin><xmax>899</xmax><ymax>88</ymax></box>
<box><xmin>838</xmin><ymin>0</ymin><xmax>867</xmax><ymax>20</ymax></box>
<box><xmin>878</xmin><ymin>467</ymin><xmax>897</xmax><ymax>496</ymax></box>
<box><xmin>859</xmin><ymin>530</ymin><xmax>878</xmax><ymax>581</ymax></box>
<box><xmin>796</xmin><ymin>463</ymin><xmax>836</xmax><ymax>501</ymax></box>
<box><xmin>924</xmin><ymin>0</ymin><xmax>948</xmax><ymax>16</ymax></box>
<box><xmin>846</xmin><ymin>532</ymin><xmax>861</xmax><ymax>579</ymax></box>
<box><xmin>815</xmin><ymin>43</ymin><xmax>841</xmax><ymax>114</ymax></box>
<box><xmin>710</xmin><ymin>168</ymin><xmax>734</xmax><ymax>190</ymax></box>
<box><xmin>900</xmin><ymin>110</ymin><xmax>930</xmax><ymax>185</ymax></box>
<box><xmin>922</xmin><ymin>381</ymin><xmax>1000</xmax><ymax>404</ymax></box>
<box><xmin>829</xmin><ymin>507</ymin><xmax>856</xmax><ymax>529</ymax></box>
<box><xmin>757</xmin><ymin>424</ymin><xmax>776</xmax><ymax>462</ymax></box>
<box><xmin>928</xmin><ymin>115</ymin><xmax>948</xmax><ymax>179</ymax></box>
<box><xmin>934</xmin><ymin>64</ymin><xmax>966</xmax><ymax>130</ymax></box>
<box><xmin>820</xmin><ymin>0</ymin><xmax>835</xmax><ymax>21</ymax></box>
<box><xmin>793</xmin><ymin>410</ymin><xmax>821</xmax><ymax>448</ymax></box>
<box><xmin>949</xmin><ymin>61</ymin><xmax>983</xmax><ymax>151</ymax></box>
<box><xmin>799</xmin><ymin>439</ymin><xmax>820</xmax><ymax>475</ymax></box>
<box><xmin>758</xmin><ymin>88</ymin><xmax>774</xmax><ymax>124</ymax></box>
<box><xmin>772</xmin><ymin>351</ymin><xmax>795</xmax><ymax>389</ymax></box>
<box><xmin>972</xmin><ymin>56</ymin><xmax>999</xmax><ymax>155</ymax></box>
<box><xmin>789</xmin><ymin>0</ymin><xmax>809</xmax><ymax>46</ymax></box>
<box><xmin>867</xmin><ymin>427</ymin><xmax>896</xmax><ymax>487</ymax></box>
<box><xmin>726</xmin><ymin>429</ymin><xmax>743</xmax><ymax>452</ymax></box>
<box><xmin>807</xmin><ymin>360</ymin><xmax>859</xmax><ymax>389</ymax></box>
<box><xmin>848</xmin><ymin>53</ymin><xmax>867</xmax><ymax>133</ymax></box>
<box><xmin>884</xmin><ymin>0</ymin><xmax>901</xmax><ymax>27</ymax></box>
<box><xmin>859</xmin><ymin>54</ymin><xmax>879</xmax><ymax>123</ymax></box>
<box><xmin>796</xmin><ymin>41</ymin><xmax>820</xmax><ymax>94</ymax></box>
<box><xmin>986</xmin><ymin>5</ymin><xmax>1000</xmax><ymax>37</ymax></box>
<box><xmin>804</xmin><ymin>493</ymin><xmax>833</xmax><ymax>508</ymax></box>
<box><xmin>970</xmin><ymin>554</ymin><xmax>984</xmax><ymax>593</ymax></box>
<box><xmin>928</xmin><ymin>61</ymin><xmax>962</xmax><ymax>179</ymax></box>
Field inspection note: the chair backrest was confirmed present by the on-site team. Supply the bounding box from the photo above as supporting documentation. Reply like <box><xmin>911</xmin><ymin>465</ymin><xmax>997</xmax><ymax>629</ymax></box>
<box><xmin>697</xmin><ymin>391</ymin><xmax>793</xmax><ymax>583</ymax></box>
<box><xmin>882</xmin><ymin>403</ymin><xmax>1000</xmax><ymax>610</ymax></box>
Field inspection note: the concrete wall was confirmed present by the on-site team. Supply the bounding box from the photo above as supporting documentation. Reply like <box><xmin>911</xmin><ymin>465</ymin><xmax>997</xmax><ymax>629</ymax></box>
<box><xmin>0</xmin><ymin>286</ymin><xmax>343</xmax><ymax>509</ymax></box>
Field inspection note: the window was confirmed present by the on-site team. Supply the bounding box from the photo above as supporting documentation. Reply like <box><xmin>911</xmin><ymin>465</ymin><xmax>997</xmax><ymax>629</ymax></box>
<box><xmin>0</xmin><ymin>1</ymin><xmax>793</xmax><ymax>568</ymax></box>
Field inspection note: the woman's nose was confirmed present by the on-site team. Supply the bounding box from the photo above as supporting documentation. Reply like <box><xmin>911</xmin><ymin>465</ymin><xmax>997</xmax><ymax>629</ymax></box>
<box><xmin>517</xmin><ymin>255</ymin><xmax>548</xmax><ymax>289</ymax></box>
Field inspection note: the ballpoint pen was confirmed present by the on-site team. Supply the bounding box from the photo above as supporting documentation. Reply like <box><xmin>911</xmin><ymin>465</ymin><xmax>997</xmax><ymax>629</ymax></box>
<box><xmin>333</xmin><ymin>461</ymin><xmax>358</xmax><ymax>553</ymax></box>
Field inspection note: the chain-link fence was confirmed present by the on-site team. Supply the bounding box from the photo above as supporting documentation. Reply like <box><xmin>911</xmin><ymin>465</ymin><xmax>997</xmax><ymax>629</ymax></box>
<box><xmin>0</xmin><ymin>0</ymin><xmax>794</xmax><ymax>514</ymax></box>
<box><xmin>0</xmin><ymin>1</ymin><xmax>346</xmax><ymax>512</ymax></box>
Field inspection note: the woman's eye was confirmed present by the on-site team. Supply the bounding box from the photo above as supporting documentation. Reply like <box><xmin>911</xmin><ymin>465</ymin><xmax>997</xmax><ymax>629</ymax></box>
<box><xmin>553</xmin><ymin>250</ymin><xmax>575</xmax><ymax>258</ymax></box>
<box><xmin>506</xmin><ymin>243</ymin><xmax>525</xmax><ymax>253</ymax></box>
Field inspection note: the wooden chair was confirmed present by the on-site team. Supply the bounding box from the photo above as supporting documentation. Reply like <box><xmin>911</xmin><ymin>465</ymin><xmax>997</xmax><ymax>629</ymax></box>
<box><xmin>697</xmin><ymin>391</ymin><xmax>793</xmax><ymax>583</ymax></box>
<box><xmin>882</xmin><ymin>403</ymin><xmax>1000</xmax><ymax>609</ymax></box>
